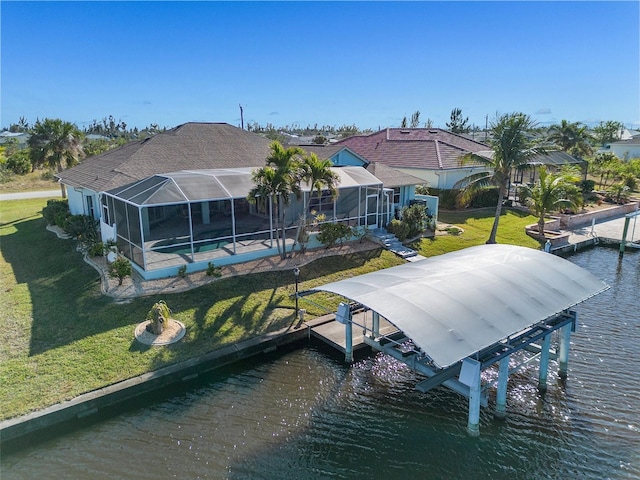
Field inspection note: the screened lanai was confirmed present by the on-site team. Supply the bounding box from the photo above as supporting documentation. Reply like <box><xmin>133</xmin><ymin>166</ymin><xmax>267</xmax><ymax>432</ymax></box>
<box><xmin>100</xmin><ymin>166</ymin><xmax>384</xmax><ymax>273</ymax></box>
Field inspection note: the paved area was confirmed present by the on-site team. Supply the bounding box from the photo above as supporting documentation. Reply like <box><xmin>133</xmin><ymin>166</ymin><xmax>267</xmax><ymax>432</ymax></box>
<box><xmin>0</xmin><ymin>189</ymin><xmax>61</xmax><ymax>200</ymax></box>
<box><xmin>565</xmin><ymin>213</ymin><xmax>640</xmax><ymax>245</ymax></box>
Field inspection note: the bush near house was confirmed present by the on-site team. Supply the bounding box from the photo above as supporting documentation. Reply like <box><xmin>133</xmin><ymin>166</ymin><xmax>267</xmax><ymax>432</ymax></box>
<box><xmin>317</xmin><ymin>222</ymin><xmax>352</xmax><ymax>248</ymax></box>
<box><xmin>109</xmin><ymin>255</ymin><xmax>133</xmax><ymax>285</ymax></box>
<box><xmin>386</xmin><ymin>219</ymin><xmax>410</xmax><ymax>241</ymax></box>
<box><xmin>41</xmin><ymin>199</ymin><xmax>70</xmax><ymax>228</ymax></box>
<box><xmin>63</xmin><ymin>214</ymin><xmax>99</xmax><ymax>248</ymax></box>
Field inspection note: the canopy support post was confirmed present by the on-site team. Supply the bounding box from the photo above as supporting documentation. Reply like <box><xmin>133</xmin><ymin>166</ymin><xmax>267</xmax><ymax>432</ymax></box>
<box><xmin>345</xmin><ymin>320</ymin><xmax>353</xmax><ymax>364</ymax></box>
<box><xmin>372</xmin><ymin>311</ymin><xmax>380</xmax><ymax>338</ymax></box>
<box><xmin>558</xmin><ymin>313</ymin><xmax>576</xmax><ymax>379</ymax></box>
<box><xmin>460</xmin><ymin>358</ymin><xmax>482</xmax><ymax>436</ymax></box>
<box><xmin>467</xmin><ymin>377</ymin><xmax>481</xmax><ymax>436</ymax></box>
<box><xmin>495</xmin><ymin>356</ymin><xmax>510</xmax><ymax>418</ymax></box>
<box><xmin>538</xmin><ymin>333</ymin><xmax>552</xmax><ymax>392</ymax></box>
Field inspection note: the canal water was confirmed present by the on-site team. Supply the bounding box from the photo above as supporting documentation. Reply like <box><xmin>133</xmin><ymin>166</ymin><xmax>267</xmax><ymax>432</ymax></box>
<box><xmin>2</xmin><ymin>247</ymin><xmax>639</xmax><ymax>479</ymax></box>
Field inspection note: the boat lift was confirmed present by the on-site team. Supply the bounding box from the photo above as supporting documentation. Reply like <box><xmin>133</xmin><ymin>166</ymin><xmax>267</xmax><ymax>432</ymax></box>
<box><xmin>307</xmin><ymin>244</ymin><xmax>608</xmax><ymax>435</ymax></box>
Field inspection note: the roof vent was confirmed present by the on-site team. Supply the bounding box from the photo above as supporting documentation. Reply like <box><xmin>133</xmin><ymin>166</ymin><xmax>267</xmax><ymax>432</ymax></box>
<box><xmin>400</xmin><ymin>130</ymin><xmax>411</xmax><ymax>134</ymax></box>
<box><xmin>429</xmin><ymin>130</ymin><xmax>439</xmax><ymax>134</ymax></box>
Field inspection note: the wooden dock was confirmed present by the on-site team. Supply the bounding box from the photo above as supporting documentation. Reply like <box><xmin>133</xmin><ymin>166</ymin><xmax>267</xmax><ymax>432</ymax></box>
<box><xmin>304</xmin><ymin>311</ymin><xmax>399</xmax><ymax>355</ymax></box>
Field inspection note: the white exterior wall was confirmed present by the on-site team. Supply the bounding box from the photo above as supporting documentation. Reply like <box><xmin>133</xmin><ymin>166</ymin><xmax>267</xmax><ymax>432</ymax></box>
<box><xmin>602</xmin><ymin>143</ymin><xmax>640</xmax><ymax>160</ymax></box>
<box><xmin>66</xmin><ymin>187</ymin><xmax>86</xmax><ymax>215</ymax></box>
<box><xmin>394</xmin><ymin>167</ymin><xmax>490</xmax><ymax>189</ymax></box>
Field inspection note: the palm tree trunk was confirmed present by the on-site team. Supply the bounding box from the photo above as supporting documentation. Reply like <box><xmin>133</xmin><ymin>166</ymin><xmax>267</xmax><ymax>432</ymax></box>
<box><xmin>487</xmin><ymin>185</ymin><xmax>507</xmax><ymax>244</ymax></box>
<box><xmin>537</xmin><ymin>217</ymin><xmax>546</xmax><ymax>241</ymax></box>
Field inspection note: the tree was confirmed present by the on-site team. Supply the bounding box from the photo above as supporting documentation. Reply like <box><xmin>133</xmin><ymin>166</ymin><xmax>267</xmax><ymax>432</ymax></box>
<box><xmin>547</xmin><ymin>120</ymin><xmax>593</xmax><ymax>157</ymax></box>
<box><xmin>591</xmin><ymin>152</ymin><xmax>623</xmax><ymax>188</ymax></box>
<box><xmin>300</xmin><ymin>153</ymin><xmax>338</xmax><ymax>214</ymax></box>
<box><xmin>520</xmin><ymin>166</ymin><xmax>582</xmax><ymax>241</ymax></box>
<box><xmin>446</xmin><ymin>108</ymin><xmax>470</xmax><ymax>134</ymax></box>
<box><xmin>592</xmin><ymin>120</ymin><xmax>624</xmax><ymax>146</ymax></box>
<box><xmin>454</xmin><ymin>112</ymin><xmax>545</xmax><ymax>244</ymax></box>
<box><xmin>410</xmin><ymin>110</ymin><xmax>421</xmax><ymax>128</ymax></box>
<box><xmin>401</xmin><ymin>116</ymin><xmax>408</xmax><ymax>128</ymax></box>
<box><xmin>248</xmin><ymin>142</ymin><xmax>304</xmax><ymax>259</ymax></box>
<box><xmin>28</xmin><ymin>118</ymin><xmax>85</xmax><ymax>197</ymax></box>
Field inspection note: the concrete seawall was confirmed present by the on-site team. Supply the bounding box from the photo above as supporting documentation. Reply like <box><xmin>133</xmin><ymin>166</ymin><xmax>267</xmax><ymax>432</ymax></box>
<box><xmin>0</xmin><ymin>325</ymin><xmax>309</xmax><ymax>449</ymax></box>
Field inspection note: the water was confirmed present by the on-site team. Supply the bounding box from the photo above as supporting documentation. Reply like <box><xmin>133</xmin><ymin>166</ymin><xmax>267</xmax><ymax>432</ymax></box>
<box><xmin>2</xmin><ymin>248</ymin><xmax>639</xmax><ymax>479</ymax></box>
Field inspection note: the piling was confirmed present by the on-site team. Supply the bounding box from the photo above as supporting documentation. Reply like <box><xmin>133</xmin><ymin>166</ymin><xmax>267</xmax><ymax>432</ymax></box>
<box><xmin>494</xmin><ymin>356</ymin><xmax>510</xmax><ymax>418</ymax></box>
<box><xmin>538</xmin><ymin>334</ymin><xmax>552</xmax><ymax>392</ymax></box>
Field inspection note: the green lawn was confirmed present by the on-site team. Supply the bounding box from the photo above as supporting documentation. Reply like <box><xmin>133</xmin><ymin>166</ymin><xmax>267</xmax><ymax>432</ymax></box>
<box><xmin>0</xmin><ymin>200</ymin><xmax>538</xmax><ymax>420</ymax></box>
<box><xmin>413</xmin><ymin>208</ymin><xmax>540</xmax><ymax>256</ymax></box>
<box><xmin>0</xmin><ymin>198</ymin><xmax>404</xmax><ymax>420</ymax></box>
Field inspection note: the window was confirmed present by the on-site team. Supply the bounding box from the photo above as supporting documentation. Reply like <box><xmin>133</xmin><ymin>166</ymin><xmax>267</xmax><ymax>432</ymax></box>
<box><xmin>86</xmin><ymin>195</ymin><xmax>95</xmax><ymax>218</ymax></box>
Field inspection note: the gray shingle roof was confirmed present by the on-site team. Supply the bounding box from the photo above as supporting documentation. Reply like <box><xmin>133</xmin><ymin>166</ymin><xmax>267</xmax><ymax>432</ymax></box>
<box><xmin>57</xmin><ymin>123</ymin><xmax>273</xmax><ymax>191</ymax></box>
<box><xmin>364</xmin><ymin>163</ymin><xmax>424</xmax><ymax>188</ymax></box>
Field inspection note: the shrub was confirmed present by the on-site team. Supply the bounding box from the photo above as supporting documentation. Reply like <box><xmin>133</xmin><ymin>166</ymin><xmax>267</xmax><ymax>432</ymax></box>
<box><xmin>415</xmin><ymin>184</ymin><xmax>430</xmax><ymax>195</ymax></box>
<box><xmin>0</xmin><ymin>164</ymin><xmax>13</xmax><ymax>184</ymax></box>
<box><xmin>146</xmin><ymin>300</ymin><xmax>171</xmax><ymax>335</ymax></box>
<box><xmin>317</xmin><ymin>222</ymin><xmax>352</xmax><ymax>248</ymax></box>
<box><xmin>6</xmin><ymin>150</ymin><xmax>32</xmax><ymax>175</ymax></box>
<box><xmin>42</xmin><ymin>199</ymin><xmax>70</xmax><ymax>227</ymax></box>
<box><xmin>63</xmin><ymin>214</ymin><xmax>99</xmax><ymax>247</ymax></box>
<box><xmin>89</xmin><ymin>242</ymin><xmax>106</xmax><ymax>257</ymax></box>
<box><xmin>206</xmin><ymin>262</ymin><xmax>222</xmax><ymax>277</ymax></box>
<box><xmin>177</xmin><ymin>265</ymin><xmax>187</xmax><ymax>278</ymax></box>
<box><xmin>605</xmin><ymin>184</ymin><xmax>631</xmax><ymax>204</ymax></box>
<box><xmin>402</xmin><ymin>204</ymin><xmax>427</xmax><ymax>237</ymax></box>
<box><xmin>386</xmin><ymin>219</ymin><xmax>410</xmax><ymax>241</ymax></box>
<box><xmin>468</xmin><ymin>187</ymin><xmax>499</xmax><ymax>208</ymax></box>
<box><xmin>579</xmin><ymin>179</ymin><xmax>596</xmax><ymax>194</ymax></box>
<box><xmin>109</xmin><ymin>256</ymin><xmax>132</xmax><ymax>285</ymax></box>
<box><xmin>431</xmin><ymin>188</ymin><xmax>459</xmax><ymax>210</ymax></box>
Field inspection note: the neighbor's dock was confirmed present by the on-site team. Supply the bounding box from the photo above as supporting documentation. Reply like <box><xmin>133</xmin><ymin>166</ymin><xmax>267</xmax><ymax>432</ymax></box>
<box><xmin>552</xmin><ymin>208</ymin><xmax>640</xmax><ymax>254</ymax></box>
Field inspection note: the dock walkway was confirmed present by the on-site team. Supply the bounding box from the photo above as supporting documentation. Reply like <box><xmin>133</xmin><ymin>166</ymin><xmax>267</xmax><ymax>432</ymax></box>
<box><xmin>553</xmin><ymin>212</ymin><xmax>640</xmax><ymax>254</ymax></box>
<box><xmin>305</xmin><ymin>311</ymin><xmax>398</xmax><ymax>355</ymax></box>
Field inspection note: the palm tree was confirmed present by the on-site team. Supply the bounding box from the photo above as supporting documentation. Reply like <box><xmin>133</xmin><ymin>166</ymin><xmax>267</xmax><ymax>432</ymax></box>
<box><xmin>521</xmin><ymin>166</ymin><xmax>582</xmax><ymax>241</ymax></box>
<box><xmin>28</xmin><ymin>118</ymin><xmax>85</xmax><ymax>197</ymax></box>
<box><xmin>454</xmin><ymin>112</ymin><xmax>545</xmax><ymax>244</ymax></box>
<box><xmin>547</xmin><ymin>120</ymin><xmax>593</xmax><ymax>157</ymax></box>
<box><xmin>300</xmin><ymin>153</ymin><xmax>338</xmax><ymax>214</ymax></box>
<box><xmin>248</xmin><ymin>142</ymin><xmax>304</xmax><ymax>259</ymax></box>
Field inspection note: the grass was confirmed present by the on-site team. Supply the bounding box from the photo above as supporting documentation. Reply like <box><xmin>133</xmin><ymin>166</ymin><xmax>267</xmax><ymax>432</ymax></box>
<box><xmin>0</xmin><ymin>197</ymin><xmax>405</xmax><ymax>420</ymax></box>
<box><xmin>411</xmin><ymin>208</ymin><xmax>540</xmax><ymax>257</ymax></box>
<box><xmin>0</xmin><ymin>200</ymin><xmax>539</xmax><ymax>420</ymax></box>
<box><xmin>0</xmin><ymin>170</ymin><xmax>60</xmax><ymax>193</ymax></box>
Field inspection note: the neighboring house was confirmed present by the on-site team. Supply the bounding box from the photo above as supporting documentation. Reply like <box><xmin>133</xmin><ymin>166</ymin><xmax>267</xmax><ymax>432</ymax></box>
<box><xmin>336</xmin><ymin>128</ymin><xmax>493</xmax><ymax>189</ymax></box>
<box><xmin>0</xmin><ymin>131</ymin><xmax>30</xmax><ymax>149</ymax></box>
<box><xmin>511</xmin><ymin>151</ymin><xmax>589</xmax><ymax>186</ymax></box>
<box><xmin>599</xmin><ymin>137</ymin><xmax>640</xmax><ymax>160</ymax></box>
<box><xmin>57</xmin><ymin>122</ymin><xmax>426</xmax><ymax>279</ymax></box>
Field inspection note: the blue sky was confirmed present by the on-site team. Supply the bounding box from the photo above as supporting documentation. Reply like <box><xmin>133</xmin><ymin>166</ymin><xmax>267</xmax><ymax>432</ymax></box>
<box><xmin>2</xmin><ymin>1</ymin><xmax>639</xmax><ymax>131</ymax></box>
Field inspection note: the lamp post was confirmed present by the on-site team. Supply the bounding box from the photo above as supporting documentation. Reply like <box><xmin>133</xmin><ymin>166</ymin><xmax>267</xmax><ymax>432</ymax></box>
<box><xmin>293</xmin><ymin>267</ymin><xmax>300</xmax><ymax>317</ymax></box>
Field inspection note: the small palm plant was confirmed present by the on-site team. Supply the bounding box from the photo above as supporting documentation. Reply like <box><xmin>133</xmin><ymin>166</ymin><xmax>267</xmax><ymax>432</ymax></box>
<box><xmin>146</xmin><ymin>300</ymin><xmax>171</xmax><ymax>335</ymax></box>
<box><xmin>520</xmin><ymin>166</ymin><xmax>582</xmax><ymax>241</ymax></box>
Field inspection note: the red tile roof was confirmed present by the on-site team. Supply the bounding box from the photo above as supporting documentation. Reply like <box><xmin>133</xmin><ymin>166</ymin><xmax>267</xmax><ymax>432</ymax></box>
<box><xmin>336</xmin><ymin>128</ymin><xmax>490</xmax><ymax>170</ymax></box>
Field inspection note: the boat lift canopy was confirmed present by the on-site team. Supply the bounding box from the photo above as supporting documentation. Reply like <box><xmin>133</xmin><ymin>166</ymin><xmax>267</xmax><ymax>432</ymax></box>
<box><xmin>309</xmin><ymin>244</ymin><xmax>608</xmax><ymax>369</ymax></box>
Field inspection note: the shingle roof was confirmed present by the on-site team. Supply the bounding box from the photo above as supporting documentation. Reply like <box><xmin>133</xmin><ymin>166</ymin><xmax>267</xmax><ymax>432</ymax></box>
<box><xmin>364</xmin><ymin>163</ymin><xmax>425</xmax><ymax>188</ymax></box>
<box><xmin>57</xmin><ymin>123</ymin><xmax>273</xmax><ymax>191</ymax></box>
<box><xmin>336</xmin><ymin>128</ymin><xmax>490</xmax><ymax>170</ymax></box>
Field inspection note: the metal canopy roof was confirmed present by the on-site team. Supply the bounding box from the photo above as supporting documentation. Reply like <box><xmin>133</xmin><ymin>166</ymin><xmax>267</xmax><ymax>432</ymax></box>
<box><xmin>310</xmin><ymin>244</ymin><xmax>608</xmax><ymax>369</ymax></box>
<box><xmin>106</xmin><ymin>166</ymin><xmax>381</xmax><ymax>206</ymax></box>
